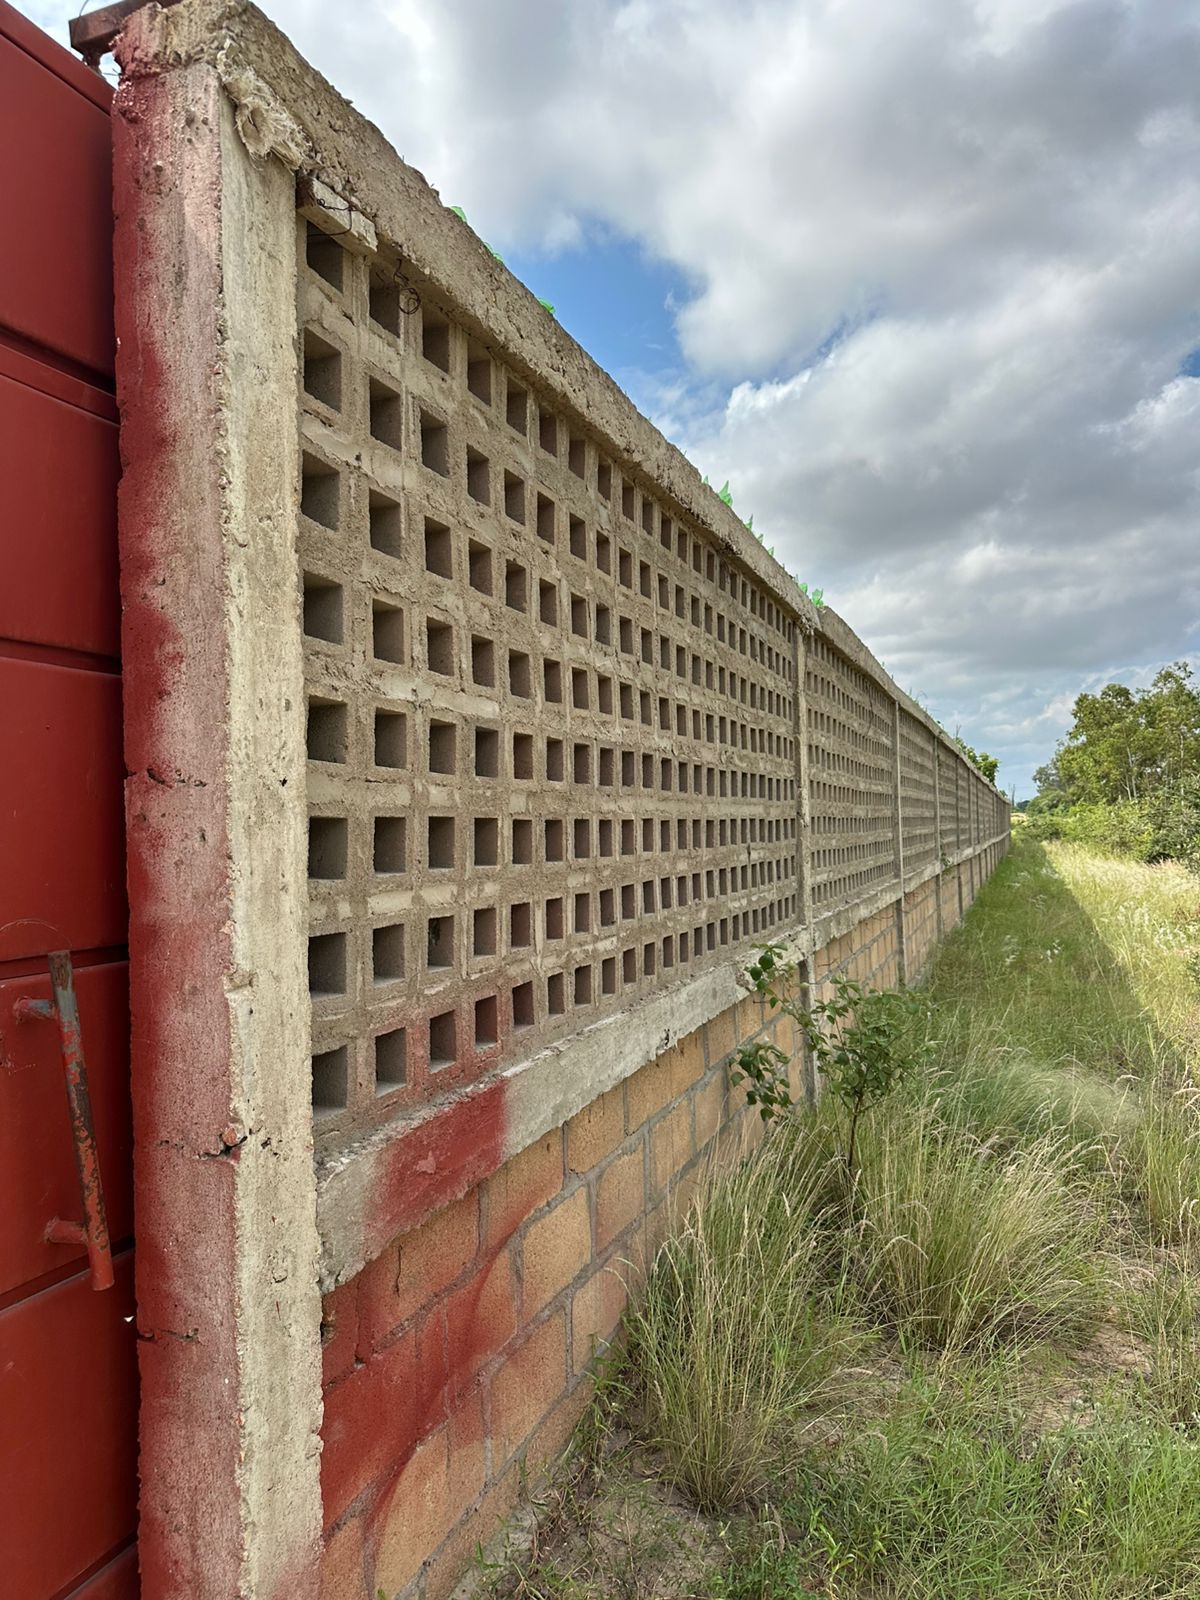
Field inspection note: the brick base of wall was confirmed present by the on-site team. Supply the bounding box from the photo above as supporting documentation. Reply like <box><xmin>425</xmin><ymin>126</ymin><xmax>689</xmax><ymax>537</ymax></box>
<box><xmin>318</xmin><ymin>848</ymin><xmax>1006</xmax><ymax>1600</ymax></box>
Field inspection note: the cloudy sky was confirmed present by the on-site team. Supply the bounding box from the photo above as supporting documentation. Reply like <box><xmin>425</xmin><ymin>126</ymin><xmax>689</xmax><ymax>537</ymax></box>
<box><xmin>35</xmin><ymin>0</ymin><xmax>1200</xmax><ymax>794</ymax></box>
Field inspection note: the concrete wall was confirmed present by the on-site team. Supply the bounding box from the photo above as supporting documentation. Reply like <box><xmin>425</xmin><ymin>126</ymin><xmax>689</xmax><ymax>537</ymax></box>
<box><xmin>110</xmin><ymin>6</ymin><xmax>1009</xmax><ymax>1597</ymax></box>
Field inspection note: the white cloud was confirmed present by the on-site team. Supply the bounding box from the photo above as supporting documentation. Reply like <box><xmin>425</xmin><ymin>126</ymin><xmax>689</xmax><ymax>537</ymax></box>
<box><xmin>20</xmin><ymin>0</ymin><xmax>1200</xmax><ymax>793</ymax></box>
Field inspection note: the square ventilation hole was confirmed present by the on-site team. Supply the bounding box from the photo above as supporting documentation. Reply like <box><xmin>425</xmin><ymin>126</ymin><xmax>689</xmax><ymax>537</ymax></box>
<box><xmin>308</xmin><ymin>816</ymin><xmax>347</xmax><ymax>880</ymax></box>
<box><xmin>372</xmin><ymin>923</ymin><xmax>405</xmax><ymax>985</ymax></box>
<box><xmin>468</xmin><ymin>540</ymin><xmax>493</xmax><ymax>595</ymax></box>
<box><xmin>471</xmin><ymin>635</ymin><xmax>495</xmax><ymax>687</ymax></box>
<box><xmin>428</xmin><ymin>816</ymin><xmax>455</xmax><ymax>870</ymax></box>
<box><xmin>466</xmin><ymin>448</ymin><xmax>490</xmax><ymax>505</ymax></box>
<box><xmin>369</xmin><ymin>379</ymin><xmax>404</xmax><ymax>451</ymax></box>
<box><xmin>511</xmin><ymin>819</ymin><xmax>532</xmax><ymax>864</ymax></box>
<box><xmin>300</xmin><ymin>454</ymin><xmax>340</xmax><ymax>530</ymax></box>
<box><xmin>303</xmin><ymin>328</ymin><xmax>341</xmax><ymax>410</ymax></box>
<box><xmin>505</xmin><ymin>561</ymin><xmax>528</xmax><ymax>612</ymax></box>
<box><xmin>510</xmin><ymin>902</ymin><xmax>532</xmax><ymax>948</ymax></box>
<box><xmin>374</xmin><ymin>1028</ymin><xmax>407</xmax><ymax>1094</ymax></box>
<box><xmin>418</xmin><ymin>408</ymin><xmax>449</xmax><ymax>474</ymax></box>
<box><xmin>421</xmin><ymin>305</ymin><xmax>451</xmax><ymax>372</ymax></box>
<box><xmin>427</xmin><ymin>915</ymin><xmax>455</xmax><ymax>970</ymax></box>
<box><xmin>508</xmin><ymin>651</ymin><xmax>532</xmax><ymax>699</ymax></box>
<box><xmin>305</xmin><ymin>224</ymin><xmax>343</xmax><ymax>290</ymax></box>
<box><xmin>368</xmin><ymin>265</ymin><xmax>402</xmax><ymax>334</ymax></box>
<box><xmin>373</xmin><ymin>816</ymin><xmax>406</xmax><ymax>874</ymax></box>
<box><xmin>512</xmin><ymin>981</ymin><xmax>534</xmax><ymax>1030</ymax></box>
<box><xmin>467</xmin><ymin>340</ymin><xmax>492</xmax><ymax>403</ymax></box>
<box><xmin>504</xmin><ymin>471</ymin><xmax>526</xmax><ymax>525</ymax></box>
<box><xmin>474</xmin><ymin>996</ymin><xmax>498</xmax><ymax>1049</ymax></box>
<box><xmin>424</xmin><ymin>518</ymin><xmax>453</xmax><ymax>579</ymax></box>
<box><xmin>473</xmin><ymin>817</ymin><xmax>499</xmax><ymax>867</ymax></box>
<box><xmin>372</xmin><ymin>600</ymin><xmax>405</xmax><ymax>664</ymax></box>
<box><xmin>473</xmin><ymin>906</ymin><xmax>497</xmax><ymax>957</ymax></box>
<box><xmin>368</xmin><ymin>488</ymin><xmax>402</xmax><ymax>558</ymax></box>
<box><xmin>429</xmin><ymin>1010</ymin><xmax>457</xmax><ymax>1070</ymax></box>
<box><xmin>373</xmin><ymin>709</ymin><xmax>407</xmax><ymax>769</ymax></box>
<box><xmin>302</xmin><ymin>575</ymin><xmax>343</xmax><ymax>644</ymax></box>
<box><xmin>312</xmin><ymin>1045</ymin><xmax>349</xmax><ymax>1117</ymax></box>
<box><xmin>426</xmin><ymin>618</ymin><xmax>455</xmax><ymax>676</ymax></box>
<box><xmin>428</xmin><ymin>719</ymin><xmax>456</xmax><ymax>775</ymax></box>
<box><xmin>307</xmin><ymin>698</ymin><xmax>347</xmax><ymax>764</ymax></box>
<box><xmin>536</xmin><ymin>494</ymin><xmax>555</xmax><ymax>544</ymax></box>
<box><xmin>308</xmin><ymin>931</ymin><xmax>347</xmax><ymax>998</ymax></box>
<box><xmin>547</xmin><ymin>972</ymin><xmax>565</xmax><ymax>1016</ymax></box>
<box><xmin>474</xmin><ymin>727</ymin><xmax>499</xmax><ymax>778</ymax></box>
<box><xmin>538</xmin><ymin>408</ymin><xmax>557</xmax><ymax>455</ymax></box>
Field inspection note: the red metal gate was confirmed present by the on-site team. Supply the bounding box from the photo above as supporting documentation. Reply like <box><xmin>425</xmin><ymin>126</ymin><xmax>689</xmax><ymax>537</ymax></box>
<box><xmin>0</xmin><ymin>5</ymin><xmax>137</xmax><ymax>1595</ymax></box>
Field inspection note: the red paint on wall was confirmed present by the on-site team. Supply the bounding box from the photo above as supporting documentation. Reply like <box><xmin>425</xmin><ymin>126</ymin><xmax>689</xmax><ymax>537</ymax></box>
<box><xmin>359</xmin><ymin>1078</ymin><xmax>508</xmax><ymax>1268</ymax></box>
<box><xmin>322</xmin><ymin>1309</ymin><xmax>450</xmax><ymax>1527</ymax></box>
<box><xmin>320</xmin><ymin>1079</ymin><xmax>518</xmax><ymax>1557</ymax></box>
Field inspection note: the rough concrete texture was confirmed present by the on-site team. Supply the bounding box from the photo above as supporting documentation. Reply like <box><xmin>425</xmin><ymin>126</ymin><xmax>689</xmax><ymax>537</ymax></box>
<box><xmin>113</xmin><ymin>45</ymin><xmax>323</xmax><ymax>1600</ymax></box>
<box><xmin>111</xmin><ymin>4</ymin><xmax>1009</xmax><ymax>1595</ymax></box>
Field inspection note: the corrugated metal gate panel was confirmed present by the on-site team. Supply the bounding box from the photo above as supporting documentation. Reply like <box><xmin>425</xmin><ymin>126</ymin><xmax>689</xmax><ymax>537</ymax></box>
<box><xmin>0</xmin><ymin>13</ymin><xmax>114</xmax><ymax>376</ymax></box>
<box><xmin>0</xmin><ymin>4</ymin><xmax>136</xmax><ymax>1596</ymax></box>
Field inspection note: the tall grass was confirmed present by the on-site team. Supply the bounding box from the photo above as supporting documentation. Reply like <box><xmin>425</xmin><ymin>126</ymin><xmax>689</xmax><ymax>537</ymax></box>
<box><xmin>849</xmin><ymin>1103</ymin><xmax>1104</xmax><ymax>1354</ymax></box>
<box><xmin>495</xmin><ymin>838</ymin><xmax>1200</xmax><ymax>1599</ymax></box>
<box><xmin>624</xmin><ymin>1135</ymin><xmax>855</xmax><ymax>1512</ymax></box>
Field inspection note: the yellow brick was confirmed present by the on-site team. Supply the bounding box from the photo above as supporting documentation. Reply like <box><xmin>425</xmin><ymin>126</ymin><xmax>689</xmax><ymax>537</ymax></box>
<box><xmin>423</xmin><ymin>1464</ymin><xmax>521</xmax><ymax>1600</ymax></box>
<box><xmin>373</xmin><ymin>1422</ymin><xmax>475</xmax><ymax>1597</ymax></box>
<box><xmin>693</xmin><ymin>1074</ymin><xmax>724</xmax><ymax>1149</ymax></box>
<box><xmin>566</xmin><ymin>1085</ymin><xmax>625</xmax><ymax>1173</ymax></box>
<box><xmin>491</xmin><ymin>1311</ymin><xmax>567</xmax><ymax>1463</ymax></box>
<box><xmin>705</xmin><ymin>1001</ymin><xmax>738</xmax><ymax>1062</ymax></box>
<box><xmin>319</xmin><ymin>1517</ymin><xmax>365</xmax><ymax>1600</ymax></box>
<box><xmin>485</xmin><ymin>1131</ymin><xmax>563</xmax><ymax>1249</ymax></box>
<box><xmin>625</xmin><ymin>1054</ymin><xmax>675</xmax><ymax>1132</ymax></box>
<box><xmin>595</xmin><ymin>1144</ymin><xmax>644</xmax><ymax>1250</ymax></box>
<box><xmin>650</xmin><ymin>1101</ymin><xmax>694</xmax><ymax>1195</ymax></box>
<box><xmin>667</xmin><ymin>1026</ymin><xmax>706</xmax><ymax>1097</ymax></box>
<box><xmin>572</xmin><ymin>1264</ymin><xmax>628</xmax><ymax>1372</ymax></box>
<box><xmin>521</xmin><ymin>1187</ymin><xmax>591</xmax><ymax>1313</ymax></box>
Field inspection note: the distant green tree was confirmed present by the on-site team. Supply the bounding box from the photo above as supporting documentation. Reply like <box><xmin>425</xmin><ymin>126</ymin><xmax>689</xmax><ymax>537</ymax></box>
<box><xmin>1030</xmin><ymin>664</ymin><xmax>1200</xmax><ymax>868</ymax></box>
<box><xmin>954</xmin><ymin>737</ymin><xmax>1000</xmax><ymax>784</ymax></box>
<box><xmin>1039</xmin><ymin>665</ymin><xmax>1200</xmax><ymax>807</ymax></box>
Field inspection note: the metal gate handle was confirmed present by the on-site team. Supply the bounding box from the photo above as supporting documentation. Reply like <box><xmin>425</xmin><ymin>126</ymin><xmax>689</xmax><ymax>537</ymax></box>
<box><xmin>15</xmin><ymin>952</ymin><xmax>115</xmax><ymax>1291</ymax></box>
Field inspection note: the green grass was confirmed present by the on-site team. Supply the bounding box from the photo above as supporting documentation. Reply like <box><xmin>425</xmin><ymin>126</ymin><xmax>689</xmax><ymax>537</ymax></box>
<box><xmin>487</xmin><ymin>838</ymin><xmax>1200</xmax><ymax>1599</ymax></box>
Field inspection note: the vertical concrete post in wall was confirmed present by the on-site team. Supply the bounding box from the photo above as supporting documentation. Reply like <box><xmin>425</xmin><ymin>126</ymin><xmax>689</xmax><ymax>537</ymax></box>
<box><xmin>792</xmin><ymin>628</ymin><xmax>817</xmax><ymax>1100</ymax></box>
<box><xmin>112</xmin><ymin>30</ymin><xmax>323</xmax><ymax>1600</ymax></box>
<box><xmin>890</xmin><ymin>698</ymin><xmax>907</xmax><ymax>985</ymax></box>
<box><xmin>932</xmin><ymin>734</ymin><xmax>944</xmax><ymax>942</ymax></box>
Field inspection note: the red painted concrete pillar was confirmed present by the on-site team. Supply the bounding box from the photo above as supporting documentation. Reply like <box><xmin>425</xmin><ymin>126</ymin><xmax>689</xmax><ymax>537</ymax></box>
<box><xmin>112</xmin><ymin>25</ymin><xmax>323</xmax><ymax>1598</ymax></box>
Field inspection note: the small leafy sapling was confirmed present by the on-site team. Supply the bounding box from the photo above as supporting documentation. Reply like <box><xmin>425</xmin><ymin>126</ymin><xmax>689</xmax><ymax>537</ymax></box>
<box><xmin>731</xmin><ymin>944</ymin><xmax>796</xmax><ymax>1123</ymax></box>
<box><xmin>735</xmin><ymin>943</ymin><xmax>929</xmax><ymax>1169</ymax></box>
<box><xmin>799</xmin><ymin>976</ymin><xmax>929</xmax><ymax>1177</ymax></box>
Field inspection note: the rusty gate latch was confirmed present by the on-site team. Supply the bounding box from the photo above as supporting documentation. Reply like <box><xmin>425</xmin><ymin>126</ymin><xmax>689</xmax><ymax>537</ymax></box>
<box><xmin>15</xmin><ymin>952</ymin><xmax>115</xmax><ymax>1291</ymax></box>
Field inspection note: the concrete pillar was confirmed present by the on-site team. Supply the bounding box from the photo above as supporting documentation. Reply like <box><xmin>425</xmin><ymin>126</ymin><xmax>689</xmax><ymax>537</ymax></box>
<box><xmin>113</xmin><ymin>44</ymin><xmax>323</xmax><ymax>1599</ymax></box>
<box><xmin>891</xmin><ymin>698</ymin><xmax>907</xmax><ymax>985</ymax></box>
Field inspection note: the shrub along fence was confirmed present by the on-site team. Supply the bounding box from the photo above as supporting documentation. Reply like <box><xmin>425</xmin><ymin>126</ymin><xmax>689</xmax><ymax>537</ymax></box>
<box><xmin>109</xmin><ymin>4</ymin><xmax>1009</xmax><ymax>1595</ymax></box>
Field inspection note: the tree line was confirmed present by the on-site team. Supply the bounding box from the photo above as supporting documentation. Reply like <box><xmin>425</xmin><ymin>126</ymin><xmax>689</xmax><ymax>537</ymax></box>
<box><xmin>1023</xmin><ymin>662</ymin><xmax>1200</xmax><ymax>869</ymax></box>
